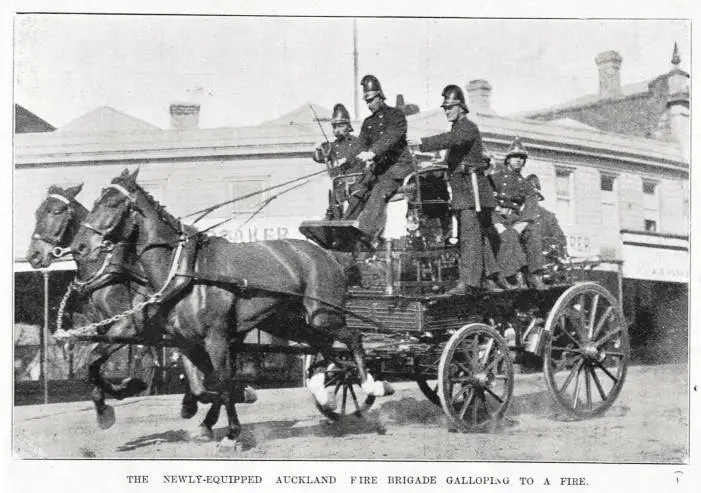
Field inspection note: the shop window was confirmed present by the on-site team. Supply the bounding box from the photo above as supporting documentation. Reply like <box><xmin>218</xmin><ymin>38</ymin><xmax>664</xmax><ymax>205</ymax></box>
<box><xmin>600</xmin><ymin>173</ymin><xmax>620</xmax><ymax>239</ymax></box>
<box><xmin>642</xmin><ymin>179</ymin><xmax>660</xmax><ymax>232</ymax></box>
<box><xmin>555</xmin><ymin>168</ymin><xmax>575</xmax><ymax>225</ymax></box>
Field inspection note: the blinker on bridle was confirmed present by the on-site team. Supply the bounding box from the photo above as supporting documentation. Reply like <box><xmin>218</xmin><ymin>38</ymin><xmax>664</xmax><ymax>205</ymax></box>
<box><xmin>32</xmin><ymin>192</ymin><xmax>75</xmax><ymax>257</ymax></box>
<box><xmin>81</xmin><ymin>184</ymin><xmax>138</xmax><ymax>241</ymax></box>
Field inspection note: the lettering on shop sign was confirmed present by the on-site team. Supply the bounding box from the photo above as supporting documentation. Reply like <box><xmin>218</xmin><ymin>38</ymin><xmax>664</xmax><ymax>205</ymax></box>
<box><xmin>213</xmin><ymin>226</ymin><xmax>290</xmax><ymax>243</ymax></box>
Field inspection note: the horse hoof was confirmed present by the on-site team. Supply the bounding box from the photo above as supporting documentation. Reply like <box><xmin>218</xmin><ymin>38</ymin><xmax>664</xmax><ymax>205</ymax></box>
<box><xmin>97</xmin><ymin>405</ymin><xmax>116</xmax><ymax>430</ymax></box>
<box><xmin>190</xmin><ymin>425</ymin><xmax>214</xmax><ymax>442</ymax></box>
<box><xmin>181</xmin><ymin>400</ymin><xmax>198</xmax><ymax>419</ymax></box>
<box><xmin>121</xmin><ymin>377</ymin><xmax>148</xmax><ymax>396</ymax></box>
<box><xmin>379</xmin><ymin>381</ymin><xmax>395</xmax><ymax>397</ymax></box>
<box><xmin>242</xmin><ymin>386</ymin><xmax>257</xmax><ymax>404</ymax></box>
<box><xmin>217</xmin><ymin>437</ymin><xmax>241</xmax><ymax>451</ymax></box>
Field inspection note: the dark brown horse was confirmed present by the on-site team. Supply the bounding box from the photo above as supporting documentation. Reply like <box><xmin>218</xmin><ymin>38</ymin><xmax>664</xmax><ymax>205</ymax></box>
<box><xmin>71</xmin><ymin>169</ymin><xmax>393</xmax><ymax>447</ymax></box>
<box><xmin>27</xmin><ymin>185</ymin><xmax>211</xmax><ymax>430</ymax></box>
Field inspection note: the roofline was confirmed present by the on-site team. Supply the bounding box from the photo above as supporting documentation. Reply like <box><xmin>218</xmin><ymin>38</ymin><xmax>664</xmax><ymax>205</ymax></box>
<box><xmin>518</xmin><ymin>90</ymin><xmax>651</xmax><ymax>119</ymax></box>
<box><xmin>14</xmin><ymin>117</ymin><xmax>687</xmax><ymax>174</ymax></box>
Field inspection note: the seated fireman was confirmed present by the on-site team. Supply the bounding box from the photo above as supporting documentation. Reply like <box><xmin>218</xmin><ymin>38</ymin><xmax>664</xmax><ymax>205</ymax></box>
<box><xmin>312</xmin><ymin>103</ymin><xmax>364</xmax><ymax>219</ymax></box>
<box><xmin>346</xmin><ymin>74</ymin><xmax>414</xmax><ymax>247</ymax></box>
<box><xmin>525</xmin><ymin>174</ymin><xmax>569</xmax><ymax>260</ymax></box>
<box><xmin>489</xmin><ymin>137</ymin><xmax>546</xmax><ymax>290</ymax></box>
<box><xmin>410</xmin><ymin>84</ymin><xmax>495</xmax><ymax>295</ymax></box>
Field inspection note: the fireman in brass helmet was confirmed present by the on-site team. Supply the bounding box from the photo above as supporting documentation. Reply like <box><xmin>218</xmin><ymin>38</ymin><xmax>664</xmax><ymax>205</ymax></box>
<box><xmin>525</xmin><ymin>173</ymin><xmax>568</xmax><ymax>260</ymax></box>
<box><xmin>346</xmin><ymin>74</ymin><xmax>414</xmax><ymax>246</ymax></box>
<box><xmin>408</xmin><ymin>84</ymin><xmax>496</xmax><ymax>295</ymax></box>
<box><xmin>489</xmin><ymin>137</ymin><xmax>546</xmax><ymax>289</ymax></box>
<box><xmin>312</xmin><ymin>103</ymin><xmax>363</xmax><ymax>219</ymax></box>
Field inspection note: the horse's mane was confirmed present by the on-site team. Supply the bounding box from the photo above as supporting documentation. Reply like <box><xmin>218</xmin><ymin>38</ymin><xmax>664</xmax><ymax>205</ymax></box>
<box><xmin>112</xmin><ymin>176</ymin><xmax>182</xmax><ymax>233</ymax></box>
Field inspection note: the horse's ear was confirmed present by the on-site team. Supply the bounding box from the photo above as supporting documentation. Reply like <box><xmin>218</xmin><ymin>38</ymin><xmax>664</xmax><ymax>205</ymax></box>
<box><xmin>129</xmin><ymin>167</ymin><xmax>140</xmax><ymax>182</ymax></box>
<box><xmin>47</xmin><ymin>185</ymin><xmax>61</xmax><ymax>195</ymax></box>
<box><xmin>65</xmin><ymin>183</ymin><xmax>83</xmax><ymax>199</ymax></box>
<box><xmin>120</xmin><ymin>168</ymin><xmax>130</xmax><ymax>177</ymax></box>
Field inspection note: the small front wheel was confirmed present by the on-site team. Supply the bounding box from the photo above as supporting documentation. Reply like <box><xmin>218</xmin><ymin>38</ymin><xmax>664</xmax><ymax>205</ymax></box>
<box><xmin>438</xmin><ymin>323</ymin><xmax>514</xmax><ymax>432</ymax></box>
<box><xmin>307</xmin><ymin>353</ymin><xmax>375</xmax><ymax>421</ymax></box>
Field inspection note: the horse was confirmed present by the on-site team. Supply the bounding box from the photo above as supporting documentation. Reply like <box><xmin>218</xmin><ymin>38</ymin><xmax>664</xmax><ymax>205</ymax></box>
<box><xmin>71</xmin><ymin>168</ymin><xmax>393</xmax><ymax>447</ymax></box>
<box><xmin>26</xmin><ymin>184</ymin><xmax>213</xmax><ymax>431</ymax></box>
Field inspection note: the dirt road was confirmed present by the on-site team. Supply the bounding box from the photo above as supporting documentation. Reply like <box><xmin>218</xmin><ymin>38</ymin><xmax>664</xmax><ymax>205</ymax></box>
<box><xmin>12</xmin><ymin>363</ymin><xmax>688</xmax><ymax>462</ymax></box>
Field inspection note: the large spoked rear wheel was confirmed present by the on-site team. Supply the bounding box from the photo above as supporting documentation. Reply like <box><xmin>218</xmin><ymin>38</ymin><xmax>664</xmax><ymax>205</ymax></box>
<box><xmin>307</xmin><ymin>353</ymin><xmax>375</xmax><ymax>421</ymax></box>
<box><xmin>438</xmin><ymin>323</ymin><xmax>514</xmax><ymax>432</ymax></box>
<box><xmin>543</xmin><ymin>282</ymin><xmax>629</xmax><ymax>419</ymax></box>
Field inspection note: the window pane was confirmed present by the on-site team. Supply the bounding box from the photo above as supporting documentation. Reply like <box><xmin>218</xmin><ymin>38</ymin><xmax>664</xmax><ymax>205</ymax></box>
<box><xmin>600</xmin><ymin>175</ymin><xmax>615</xmax><ymax>192</ymax></box>
<box><xmin>643</xmin><ymin>181</ymin><xmax>657</xmax><ymax>194</ymax></box>
<box><xmin>228</xmin><ymin>179</ymin><xmax>267</xmax><ymax>213</ymax></box>
<box><xmin>556</xmin><ymin>171</ymin><xmax>570</xmax><ymax>197</ymax></box>
<box><xmin>644</xmin><ymin>219</ymin><xmax>657</xmax><ymax>232</ymax></box>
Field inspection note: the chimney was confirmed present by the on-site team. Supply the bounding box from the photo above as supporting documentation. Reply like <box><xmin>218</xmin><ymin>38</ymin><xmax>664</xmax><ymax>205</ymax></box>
<box><xmin>395</xmin><ymin>94</ymin><xmax>420</xmax><ymax>116</ymax></box>
<box><xmin>595</xmin><ymin>50</ymin><xmax>623</xmax><ymax>98</ymax></box>
<box><xmin>466</xmin><ymin>79</ymin><xmax>493</xmax><ymax>114</ymax></box>
<box><xmin>395</xmin><ymin>94</ymin><xmax>405</xmax><ymax>107</ymax></box>
<box><xmin>169</xmin><ymin>103</ymin><xmax>200</xmax><ymax>130</ymax></box>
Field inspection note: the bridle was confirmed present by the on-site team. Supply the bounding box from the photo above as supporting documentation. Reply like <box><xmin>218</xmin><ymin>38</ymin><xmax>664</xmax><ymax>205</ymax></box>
<box><xmin>32</xmin><ymin>193</ymin><xmax>78</xmax><ymax>258</ymax></box>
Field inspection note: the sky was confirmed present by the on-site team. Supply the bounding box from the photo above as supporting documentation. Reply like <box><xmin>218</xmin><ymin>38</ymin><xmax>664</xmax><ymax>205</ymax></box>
<box><xmin>13</xmin><ymin>15</ymin><xmax>691</xmax><ymax>130</ymax></box>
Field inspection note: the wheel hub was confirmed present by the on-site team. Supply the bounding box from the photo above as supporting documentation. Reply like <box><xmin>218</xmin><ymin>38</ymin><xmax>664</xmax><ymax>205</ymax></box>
<box><xmin>471</xmin><ymin>372</ymin><xmax>494</xmax><ymax>388</ymax></box>
<box><xmin>582</xmin><ymin>343</ymin><xmax>599</xmax><ymax>360</ymax></box>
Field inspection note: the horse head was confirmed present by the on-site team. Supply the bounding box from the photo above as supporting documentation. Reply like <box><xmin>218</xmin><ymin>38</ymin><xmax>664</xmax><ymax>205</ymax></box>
<box><xmin>27</xmin><ymin>184</ymin><xmax>86</xmax><ymax>268</ymax></box>
<box><xmin>72</xmin><ymin>168</ymin><xmax>182</xmax><ymax>283</ymax></box>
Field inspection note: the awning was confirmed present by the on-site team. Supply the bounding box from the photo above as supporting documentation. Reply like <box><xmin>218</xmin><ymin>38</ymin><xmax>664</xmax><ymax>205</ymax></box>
<box><xmin>621</xmin><ymin>231</ymin><xmax>689</xmax><ymax>283</ymax></box>
<box><xmin>14</xmin><ymin>258</ymin><xmax>77</xmax><ymax>273</ymax></box>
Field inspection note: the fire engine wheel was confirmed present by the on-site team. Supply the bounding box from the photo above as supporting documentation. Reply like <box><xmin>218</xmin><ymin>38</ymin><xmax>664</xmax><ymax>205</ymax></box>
<box><xmin>416</xmin><ymin>378</ymin><xmax>441</xmax><ymax>406</ymax></box>
<box><xmin>543</xmin><ymin>282</ymin><xmax>629</xmax><ymax>419</ymax></box>
<box><xmin>438</xmin><ymin>323</ymin><xmax>514</xmax><ymax>432</ymax></box>
<box><xmin>307</xmin><ymin>353</ymin><xmax>375</xmax><ymax>421</ymax></box>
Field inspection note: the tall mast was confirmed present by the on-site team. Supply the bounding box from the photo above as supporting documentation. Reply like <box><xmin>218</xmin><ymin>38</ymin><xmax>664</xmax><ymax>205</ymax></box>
<box><xmin>353</xmin><ymin>18</ymin><xmax>359</xmax><ymax>120</ymax></box>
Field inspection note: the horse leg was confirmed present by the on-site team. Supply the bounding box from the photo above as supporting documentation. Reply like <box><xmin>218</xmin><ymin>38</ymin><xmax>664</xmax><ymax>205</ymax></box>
<box><xmin>335</xmin><ymin>325</ymin><xmax>394</xmax><ymax>398</ymax></box>
<box><xmin>204</xmin><ymin>333</ymin><xmax>242</xmax><ymax>449</ymax></box>
<box><xmin>179</xmin><ymin>348</ymin><xmax>221</xmax><ymax>441</ymax></box>
<box><xmin>86</xmin><ymin>344</ymin><xmax>131</xmax><ymax>429</ymax></box>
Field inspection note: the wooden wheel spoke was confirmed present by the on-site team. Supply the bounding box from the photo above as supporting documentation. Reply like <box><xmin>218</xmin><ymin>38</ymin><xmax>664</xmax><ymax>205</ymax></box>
<box><xmin>551</xmin><ymin>346</ymin><xmax>582</xmax><ymax>354</ymax></box>
<box><xmin>591</xmin><ymin>306</ymin><xmax>613</xmax><ymax>340</ymax></box>
<box><xmin>484</xmin><ymin>385</ymin><xmax>505</xmax><ymax>404</ymax></box>
<box><xmin>333</xmin><ymin>380</ymin><xmax>343</xmax><ymax>394</ymax></box>
<box><xmin>472</xmin><ymin>392</ymin><xmax>479</xmax><ymax>425</ymax></box>
<box><xmin>572</xmin><ymin>364</ymin><xmax>583</xmax><ymax>409</ymax></box>
<box><xmin>584</xmin><ymin>364</ymin><xmax>593</xmax><ymax>410</ymax></box>
<box><xmin>341</xmin><ymin>384</ymin><xmax>348</xmax><ymax>413</ymax></box>
<box><xmin>577</xmin><ymin>294</ymin><xmax>587</xmax><ymax>337</ymax></box>
<box><xmin>588</xmin><ymin>294</ymin><xmax>600</xmax><ymax>338</ymax></box>
<box><xmin>455</xmin><ymin>361</ymin><xmax>475</xmax><ymax>375</ymax></box>
<box><xmin>594</xmin><ymin>327</ymin><xmax>622</xmax><ymax>348</ymax></box>
<box><xmin>589</xmin><ymin>366</ymin><xmax>608</xmax><ymax>401</ymax></box>
<box><xmin>458</xmin><ymin>389</ymin><xmax>475</xmax><ymax>420</ymax></box>
<box><xmin>592</xmin><ymin>359</ymin><xmax>619</xmax><ymax>384</ymax></box>
<box><xmin>348</xmin><ymin>384</ymin><xmax>360</xmax><ymax>410</ymax></box>
<box><xmin>604</xmin><ymin>351</ymin><xmax>626</xmax><ymax>358</ymax></box>
<box><xmin>558</xmin><ymin>359</ymin><xmax>583</xmax><ymax>394</ymax></box>
<box><xmin>557</xmin><ymin>317</ymin><xmax>583</xmax><ymax>348</ymax></box>
<box><xmin>484</xmin><ymin>350</ymin><xmax>505</xmax><ymax>373</ymax></box>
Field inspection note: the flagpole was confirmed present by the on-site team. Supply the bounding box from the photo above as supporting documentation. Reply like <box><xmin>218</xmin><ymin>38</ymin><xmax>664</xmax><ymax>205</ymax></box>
<box><xmin>353</xmin><ymin>19</ymin><xmax>359</xmax><ymax>120</ymax></box>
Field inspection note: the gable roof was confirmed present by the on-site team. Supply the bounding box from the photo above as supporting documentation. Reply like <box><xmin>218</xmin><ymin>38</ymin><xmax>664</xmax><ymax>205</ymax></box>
<box><xmin>56</xmin><ymin>106</ymin><xmax>160</xmax><ymax>134</ymax></box>
<box><xmin>15</xmin><ymin>104</ymin><xmax>55</xmax><ymax>133</ymax></box>
<box><xmin>259</xmin><ymin>102</ymin><xmax>331</xmax><ymax>127</ymax></box>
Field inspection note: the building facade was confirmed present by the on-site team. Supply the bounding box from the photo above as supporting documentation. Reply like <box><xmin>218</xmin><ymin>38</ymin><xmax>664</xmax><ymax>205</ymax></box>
<box><xmin>14</xmin><ymin>48</ymin><xmax>689</xmax><ymax>378</ymax></box>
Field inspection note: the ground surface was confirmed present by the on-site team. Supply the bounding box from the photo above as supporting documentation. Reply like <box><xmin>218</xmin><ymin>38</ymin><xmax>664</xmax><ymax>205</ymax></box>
<box><xmin>13</xmin><ymin>363</ymin><xmax>688</xmax><ymax>462</ymax></box>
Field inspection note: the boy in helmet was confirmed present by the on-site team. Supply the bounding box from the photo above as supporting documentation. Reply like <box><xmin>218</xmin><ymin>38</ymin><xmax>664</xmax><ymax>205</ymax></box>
<box><xmin>409</xmin><ymin>84</ymin><xmax>496</xmax><ymax>295</ymax></box>
<box><xmin>346</xmin><ymin>74</ymin><xmax>414</xmax><ymax>246</ymax></box>
<box><xmin>490</xmin><ymin>137</ymin><xmax>545</xmax><ymax>289</ymax></box>
<box><xmin>312</xmin><ymin>103</ymin><xmax>363</xmax><ymax>219</ymax></box>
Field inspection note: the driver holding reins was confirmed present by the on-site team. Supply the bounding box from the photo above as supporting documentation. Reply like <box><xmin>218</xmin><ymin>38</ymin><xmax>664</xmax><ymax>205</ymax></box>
<box><xmin>312</xmin><ymin>103</ymin><xmax>364</xmax><ymax>219</ymax></box>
